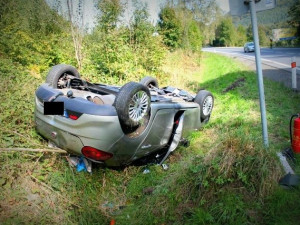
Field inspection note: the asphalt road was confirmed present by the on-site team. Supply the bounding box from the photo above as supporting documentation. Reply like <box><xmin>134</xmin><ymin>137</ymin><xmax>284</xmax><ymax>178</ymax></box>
<box><xmin>202</xmin><ymin>47</ymin><xmax>300</xmax><ymax>74</ymax></box>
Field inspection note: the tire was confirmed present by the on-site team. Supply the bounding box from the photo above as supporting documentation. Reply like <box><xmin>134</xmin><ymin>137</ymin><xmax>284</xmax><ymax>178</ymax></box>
<box><xmin>140</xmin><ymin>76</ymin><xmax>159</xmax><ymax>89</ymax></box>
<box><xmin>114</xmin><ymin>82</ymin><xmax>151</xmax><ymax>128</ymax></box>
<box><xmin>46</xmin><ymin>64</ymin><xmax>80</xmax><ymax>89</ymax></box>
<box><xmin>194</xmin><ymin>90</ymin><xmax>214</xmax><ymax>121</ymax></box>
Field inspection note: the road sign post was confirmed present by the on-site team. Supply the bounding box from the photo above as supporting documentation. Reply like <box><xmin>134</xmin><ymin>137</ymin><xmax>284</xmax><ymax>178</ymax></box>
<box><xmin>215</xmin><ymin>0</ymin><xmax>276</xmax><ymax>147</ymax></box>
<box><xmin>248</xmin><ymin>0</ymin><xmax>269</xmax><ymax>147</ymax></box>
<box><xmin>292</xmin><ymin>57</ymin><xmax>297</xmax><ymax>90</ymax></box>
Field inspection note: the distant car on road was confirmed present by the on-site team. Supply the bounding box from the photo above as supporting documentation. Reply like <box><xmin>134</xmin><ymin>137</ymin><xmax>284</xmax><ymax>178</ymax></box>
<box><xmin>244</xmin><ymin>42</ymin><xmax>255</xmax><ymax>53</ymax></box>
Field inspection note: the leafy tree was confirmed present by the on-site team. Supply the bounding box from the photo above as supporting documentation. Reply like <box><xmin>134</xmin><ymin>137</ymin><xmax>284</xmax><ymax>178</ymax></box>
<box><xmin>0</xmin><ymin>0</ymin><xmax>74</xmax><ymax>71</ymax></box>
<box><xmin>67</xmin><ymin>0</ymin><xmax>85</xmax><ymax>70</ymax></box>
<box><xmin>130</xmin><ymin>2</ymin><xmax>166</xmax><ymax>72</ymax></box>
<box><xmin>158</xmin><ymin>6</ymin><xmax>183</xmax><ymax>49</ymax></box>
<box><xmin>186</xmin><ymin>20</ymin><xmax>203</xmax><ymax>52</ymax></box>
<box><xmin>288</xmin><ymin>0</ymin><xmax>300</xmax><ymax>36</ymax></box>
<box><xmin>235</xmin><ymin>25</ymin><xmax>247</xmax><ymax>46</ymax></box>
<box><xmin>159</xmin><ymin>3</ymin><xmax>205</xmax><ymax>52</ymax></box>
<box><xmin>185</xmin><ymin>0</ymin><xmax>221</xmax><ymax>45</ymax></box>
<box><xmin>130</xmin><ymin>3</ymin><xmax>153</xmax><ymax>45</ymax></box>
<box><xmin>174</xmin><ymin>5</ymin><xmax>203</xmax><ymax>52</ymax></box>
<box><xmin>97</xmin><ymin>0</ymin><xmax>123</xmax><ymax>32</ymax></box>
<box><xmin>85</xmin><ymin>1</ymin><xmax>166</xmax><ymax>82</ymax></box>
<box><xmin>215</xmin><ymin>17</ymin><xmax>236</xmax><ymax>46</ymax></box>
<box><xmin>246</xmin><ymin>24</ymin><xmax>269</xmax><ymax>46</ymax></box>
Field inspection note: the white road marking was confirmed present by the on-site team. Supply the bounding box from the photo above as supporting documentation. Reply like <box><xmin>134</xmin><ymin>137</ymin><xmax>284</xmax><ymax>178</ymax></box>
<box><xmin>203</xmin><ymin>48</ymin><xmax>300</xmax><ymax>72</ymax></box>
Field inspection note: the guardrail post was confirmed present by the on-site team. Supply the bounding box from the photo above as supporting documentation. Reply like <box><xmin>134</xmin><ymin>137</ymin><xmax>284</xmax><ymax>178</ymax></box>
<box><xmin>292</xmin><ymin>57</ymin><xmax>297</xmax><ymax>90</ymax></box>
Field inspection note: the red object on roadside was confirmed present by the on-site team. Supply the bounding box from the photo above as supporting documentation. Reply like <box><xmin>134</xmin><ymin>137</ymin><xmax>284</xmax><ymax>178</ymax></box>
<box><xmin>291</xmin><ymin>62</ymin><xmax>296</xmax><ymax>68</ymax></box>
<box><xmin>292</xmin><ymin>117</ymin><xmax>300</xmax><ymax>153</ymax></box>
<box><xmin>110</xmin><ymin>219</ymin><xmax>116</xmax><ymax>225</ymax></box>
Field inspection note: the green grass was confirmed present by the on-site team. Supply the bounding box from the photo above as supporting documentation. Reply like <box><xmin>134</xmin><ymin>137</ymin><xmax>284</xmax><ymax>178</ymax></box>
<box><xmin>1</xmin><ymin>52</ymin><xmax>300</xmax><ymax>224</ymax></box>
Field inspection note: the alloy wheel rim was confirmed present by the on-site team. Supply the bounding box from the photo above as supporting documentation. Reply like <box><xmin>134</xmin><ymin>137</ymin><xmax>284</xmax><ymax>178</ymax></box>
<box><xmin>129</xmin><ymin>91</ymin><xmax>149</xmax><ymax>122</ymax></box>
<box><xmin>203</xmin><ymin>96</ymin><xmax>213</xmax><ymax>116</ymax></box>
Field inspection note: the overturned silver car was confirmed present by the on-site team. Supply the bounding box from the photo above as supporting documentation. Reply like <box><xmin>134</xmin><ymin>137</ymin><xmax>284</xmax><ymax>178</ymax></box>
<box><xmin>35</xmin><ymin>64</ymin><xmax>214</xmax><ymax>166</ymax></box>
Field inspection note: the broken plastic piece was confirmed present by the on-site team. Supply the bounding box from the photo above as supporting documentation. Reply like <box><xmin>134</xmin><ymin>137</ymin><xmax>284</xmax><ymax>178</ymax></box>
<box><xmin>76</xmin><ymin>157</ymin><xmax>87</xmax><ymax>172</ymax></box>
<box><xmin>83</xmin><ymin>157</ymin><xmax>92</xmax><ymax>173</ymax></box>
<box><xmin>66</xmin><ymin>156</ymin><xmax>80</xmax><ymax>167</ymax></box>
<box><xmin>161</xmin><ymin>164</ymin><xmax>169</xmax><ymax>170</ymax></box>
<box><xmin>143</xmin><ymin>169</ymin><xmax>150</xmax><ymax>174</ymax></box>
<box><xmin>180</xmin><ymin>138</ymin><xmax>190</xmax><ymax>147</ymax></box>
<box><xmin>66</xmin><ymin>156</ymin><xmax>92</xmax><ymax>173</ymax></box>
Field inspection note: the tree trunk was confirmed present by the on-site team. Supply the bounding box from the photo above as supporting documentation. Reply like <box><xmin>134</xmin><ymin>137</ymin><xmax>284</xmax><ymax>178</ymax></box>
<box><xmin>67</xmin><ymin>0</ymin><xmax>83</xmax><ymax>70</ymax></box>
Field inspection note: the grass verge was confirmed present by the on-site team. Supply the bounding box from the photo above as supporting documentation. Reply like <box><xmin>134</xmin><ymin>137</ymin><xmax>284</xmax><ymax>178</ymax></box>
<box><xmin>0</xmin><ymin>52</ymin><xmax>300</xmax><ymax>224</ymax></box>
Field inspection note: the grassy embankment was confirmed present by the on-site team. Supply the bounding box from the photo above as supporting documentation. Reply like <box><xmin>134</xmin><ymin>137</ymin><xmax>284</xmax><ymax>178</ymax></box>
<box><xmin>0</xmin><ymin>51</ymin><xmax>300</xmax><ymax>224</ymax></box>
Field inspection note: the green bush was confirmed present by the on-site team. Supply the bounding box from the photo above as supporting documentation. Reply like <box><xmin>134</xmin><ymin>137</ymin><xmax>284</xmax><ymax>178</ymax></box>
<box><xmin>158</xmin><ymin>6</ymin><xmax>183</xmax><ymax>50</ymax></box>
<box><xmin>0</xmin><ymin>0</ymin><xmax>75</xmax><ymax>72</ymax></box>
<box><xmin>82</xmin><ymin>2</ymin><xmax>167</xmax><ymax>84</ymax></box>
<box><xmin>186</xmin><ymin>20</ymin><xmax>203</xmax><ymax>52</ymax></box>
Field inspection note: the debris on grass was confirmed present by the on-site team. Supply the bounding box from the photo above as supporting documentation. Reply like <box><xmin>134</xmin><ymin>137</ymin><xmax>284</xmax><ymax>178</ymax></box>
<box><xmin>66</xmin><ymin>156</ymin><xmax>79</xmax><ymax>167</ymax></box>
<box><xmin>65</xmin><ymin>156</ymin><xmax>92</xmax><ymax>173</ymax></box>
<box><xmin>222</xmin><ymin>77</ymin><xmax>246</xmax><ymax>93</ymax></box>
<box><xmin>143</xmin><ymin>169</ymin><xmax>150</xmax><ymax>174</ymax></box>
<box><xmin>161</xmin><ymin>164</ymin><xmax>169</xmax><ymax>170</ymax></box>
<box><xmin>143</xmin><ymin>187</ymin><xmax>155</xmax><ymax>195</ymax></box>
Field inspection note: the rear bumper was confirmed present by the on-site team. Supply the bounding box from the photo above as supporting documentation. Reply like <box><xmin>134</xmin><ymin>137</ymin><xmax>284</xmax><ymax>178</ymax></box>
<box><xmin>35</xmin><ymin>116</ymin><xmax>84</xmax><ymax>155</ymax></box>
<box><xmin>35</xmin><ymin>97</ymin><xmax>125</xmax><ymax>165</ymax></box>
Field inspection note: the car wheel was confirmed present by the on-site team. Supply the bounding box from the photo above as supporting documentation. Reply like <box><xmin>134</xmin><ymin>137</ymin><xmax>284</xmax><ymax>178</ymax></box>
<box><xmin>194</xmin><ymin>90</ymin><xmax>214</xmax><ymax>121</ymax></box>
<box><xmin>114</xmin><ymin>82</ymin><xmax>151</xmax><ymax>128</ymax></box>
<box><xmin>140</xmin><ymin>76</ymin><xmax>159</xmax><ymax>89</ymax></box>
<box><xmin>46</xmin><ymin>64</ymin><xmax>80</xmax><ymax>89</ymax></box>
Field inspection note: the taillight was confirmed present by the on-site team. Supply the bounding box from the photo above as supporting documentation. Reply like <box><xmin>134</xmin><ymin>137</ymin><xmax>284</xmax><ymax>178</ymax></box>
<box><xmin>69</xmin><ymin>114</ymin><xmax>78</xmax><ymax>120</ymax></box>
<box><xmin>81</xmin><ymin>146</ymin><xmax>113</xmax><ymax>161</ymax></box>
<box><xmin>63</xmin><ymin>110</ymin><xmax>82</xmax><ymax>120</ymax></box>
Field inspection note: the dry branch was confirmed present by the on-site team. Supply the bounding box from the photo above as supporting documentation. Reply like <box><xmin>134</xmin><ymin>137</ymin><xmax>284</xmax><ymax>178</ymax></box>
<box><xmin>0</xmin><ymin>148</ymin><xmax>67</xmax><ymax>153</ymax></box>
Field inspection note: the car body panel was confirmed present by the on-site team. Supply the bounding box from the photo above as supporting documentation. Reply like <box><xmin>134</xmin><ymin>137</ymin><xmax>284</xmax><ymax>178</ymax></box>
<box><xmin>35</xmin><ymin>116</ymin><xmax>84</xmax><ymax>155</ymax></box>
<box><xmin>35</xmin><ymin>83</ymin><xmax>205</xmax><ymax>166</ymax></box>
<box><xmin>134</xmin><ymin>108</ymin><xmax>176</xmax><ymax>158</ymax></box>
